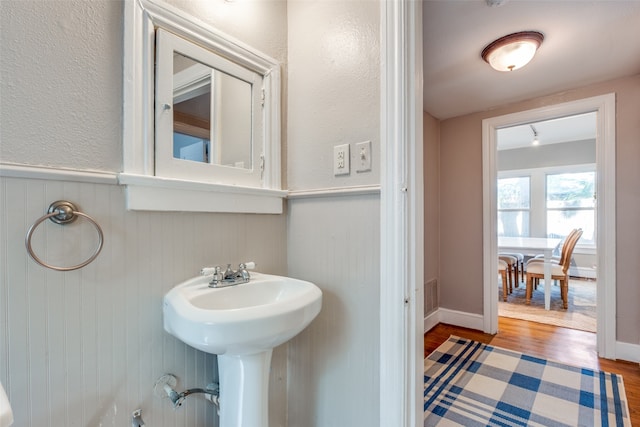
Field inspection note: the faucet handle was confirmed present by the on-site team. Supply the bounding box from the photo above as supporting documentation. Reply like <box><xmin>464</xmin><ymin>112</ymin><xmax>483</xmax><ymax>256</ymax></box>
<box><xmin>200</xmin><ymin>266</ymin><xmax>220</xmax><ymax>276</ymax></box>
<box><xmin>224</xmin><ymin>263</ymin><xmax>234</xmax><ymax>276</ymax></box>
<box><xmin>239</xmin><ymin>261</ymin><xmax>256</xmax><ymax>270</ymax></box>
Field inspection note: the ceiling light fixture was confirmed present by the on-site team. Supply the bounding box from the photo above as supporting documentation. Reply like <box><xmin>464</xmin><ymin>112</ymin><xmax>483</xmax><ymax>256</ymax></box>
<box><xmin>530</xmin><ymin>124</ymin><xmax>540</xmax><ymax>146</ymax></box>
<box><xmin>481</xmin><ymin>31</ymin><xmax>544</xmax><ymax>72</ymax></box>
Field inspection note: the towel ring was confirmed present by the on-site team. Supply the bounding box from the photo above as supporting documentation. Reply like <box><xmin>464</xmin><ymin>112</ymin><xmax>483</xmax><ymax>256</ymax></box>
<box><xmin>25</xmin><ymin>200</ymin><xmax>104</xmax><ymax>271</ymax></box>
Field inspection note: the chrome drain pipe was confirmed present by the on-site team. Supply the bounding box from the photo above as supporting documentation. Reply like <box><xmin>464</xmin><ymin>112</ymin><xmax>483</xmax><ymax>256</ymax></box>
<box><xmin>154</xmin><ymin>374</ymin><xmax>220</xmax><ymax>411</ymax></box>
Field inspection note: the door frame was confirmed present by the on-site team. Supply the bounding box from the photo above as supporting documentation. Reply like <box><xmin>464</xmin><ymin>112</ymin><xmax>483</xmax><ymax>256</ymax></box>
<box><xmin>380</xmin><ymin>0</ymin><xmax>424</xmax><ymax>425</ymax></box>
<box><xmin>482</xmin><ymin>93</ymin><xmax>617</xmax><ymax>358</ymax></box>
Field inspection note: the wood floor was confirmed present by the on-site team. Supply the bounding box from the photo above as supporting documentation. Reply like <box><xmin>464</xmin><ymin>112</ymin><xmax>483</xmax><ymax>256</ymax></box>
<box><xmin>424</xmin><ymin>317</ymin><xmax>640</xmax><ymax>426</ymax></box>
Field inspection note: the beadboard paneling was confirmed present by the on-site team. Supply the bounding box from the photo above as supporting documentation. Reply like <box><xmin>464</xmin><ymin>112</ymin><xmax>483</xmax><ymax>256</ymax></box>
<box><xmin>286</xmin><ymin>194</ymin><xmax>380</xmax><ymax>427</ymax></box>
<box><xmin>0</xmin><ymin>176</ymin><xmax>287</xmax><ymax>427</ymax></box>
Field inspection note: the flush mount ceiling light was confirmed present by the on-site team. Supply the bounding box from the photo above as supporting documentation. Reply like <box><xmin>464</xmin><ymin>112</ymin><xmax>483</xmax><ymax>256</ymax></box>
<box><xmin>481</xmin><ymin>31</ymin><xmax>544</xmax><ymax>72</ymax></box>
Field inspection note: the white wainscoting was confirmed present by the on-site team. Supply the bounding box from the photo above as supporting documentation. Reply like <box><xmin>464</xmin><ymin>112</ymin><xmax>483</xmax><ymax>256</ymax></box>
<box><xmin>286</xmin><ymin>194</ymin><xmax>380</xmax><ymax>427</ymax></box>
<box><xmin>0</xmin><ymin>175</ymin><xmax>287</xmax><ymax>426</ymax></box>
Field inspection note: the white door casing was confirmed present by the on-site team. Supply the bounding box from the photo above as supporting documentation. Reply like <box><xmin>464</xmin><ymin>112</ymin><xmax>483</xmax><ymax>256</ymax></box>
<box><xmin>380</xmin><ymin>0</ymin><xmax>424</xmax><ymax>426</ymax></box>
<box><xmin>482</xmin><ymin>93</ymin><xmax>616</xmax><ymax>358</ymax></box>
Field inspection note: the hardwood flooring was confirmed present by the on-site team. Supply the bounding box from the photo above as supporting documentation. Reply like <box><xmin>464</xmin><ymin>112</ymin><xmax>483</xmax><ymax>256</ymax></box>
<box><xmin>424</xmin><ymin>317</ymin><xmax>640</xmax><ymax>425</ymax></box>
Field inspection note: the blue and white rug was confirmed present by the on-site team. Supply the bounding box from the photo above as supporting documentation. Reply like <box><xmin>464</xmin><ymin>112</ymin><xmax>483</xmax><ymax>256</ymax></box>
<box><xmin>424</xmin><ymin>336</ymin><xmax>631</xmax><ymax>426</ymax></box>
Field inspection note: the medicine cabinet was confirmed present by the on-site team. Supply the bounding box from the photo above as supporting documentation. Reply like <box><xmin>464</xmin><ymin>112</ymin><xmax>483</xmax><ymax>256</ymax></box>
<box><xmin>121</xmin><ymin>0</ymin><xmax>284</xmax><ymax>213</ymax></box>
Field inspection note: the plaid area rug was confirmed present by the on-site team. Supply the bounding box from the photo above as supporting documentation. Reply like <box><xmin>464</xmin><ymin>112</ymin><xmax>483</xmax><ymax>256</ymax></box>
<box><xmin>424</xmin><ymin>336</ymin><xmax>631</xmax><ymax>426</ymax></box>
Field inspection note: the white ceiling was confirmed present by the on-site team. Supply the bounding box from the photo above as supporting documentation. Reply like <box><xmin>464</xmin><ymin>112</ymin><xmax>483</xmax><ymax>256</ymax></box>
<box><xmin>422</xmin><ymin>0</ymin><xmax>640</xmax><ymax>121</ymax></box>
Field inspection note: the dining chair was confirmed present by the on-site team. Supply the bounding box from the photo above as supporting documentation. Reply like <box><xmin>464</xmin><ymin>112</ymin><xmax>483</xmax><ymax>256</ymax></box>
<box><xmin>498</xmin><ymin>259</ymin><xmax>509</xmax><ymax>301</ymax></box>
<box><xmin>498</xmin><ymin>254</ymin><xmax>517</xmax><ymax>294</ymax></box>
<box><xmin>526</xmin><ymin>228</ymin><xmax>581</xmax><ymax>288</ymax></box>
<box><xmin>499</xmin><ymin>251</ymin><xmax>524</xmax><ymax>285</ymax></box>
<box><xmin>528</xmin><ymin>228</ymin><xmax>580</xmax><ymax>265</ymax></box>
<box><xmin>525</xmin><ymin>228</ymin><xmax>583</xmax><ymax>309</ymax></box>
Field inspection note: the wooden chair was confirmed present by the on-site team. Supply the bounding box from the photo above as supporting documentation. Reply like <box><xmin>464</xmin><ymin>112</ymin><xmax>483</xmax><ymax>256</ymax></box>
<box><xmin>526</xmin><ymin>228</ymin><xmax>581</xmax><ymax>288</ymax></box>
<box><xmin>525</xmin><ymin>229</ymin><xmax>583</xmax><ymax>309</ymax></box>
<box><xmin>498</xmin><ymin>259</ymin><xmax>510</xmax><ymax>301</ymax></box>
<box><xmin>499</xmin><ymin>251</ymin><xmax>524</xmax><ymax>285</ymax></box>
<box><xmin>499</xmin><ymin>254</ymin><xmax>517</xmax><ymax>294</ymax></box>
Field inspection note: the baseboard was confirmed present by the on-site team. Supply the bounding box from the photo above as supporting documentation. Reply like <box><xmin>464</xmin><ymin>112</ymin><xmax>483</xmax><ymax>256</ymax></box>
<box><xmin>616</xmin><ymin>341</ymin><xmax>640</xmax><ymax>363</ymax></box>
<box><xmin>424</xmin><ymin>310</ymin><xmax>440</xmax><ymax>332</ymax></box>
<box><xmin>423</xmin><ymin>308</ymin><xmax>484</xmax><ymax>332</ymax></box>
<box><xmin>571</xmin><ymin>266</ymin><xmax>597</xmax><ymax>279</ymax></box>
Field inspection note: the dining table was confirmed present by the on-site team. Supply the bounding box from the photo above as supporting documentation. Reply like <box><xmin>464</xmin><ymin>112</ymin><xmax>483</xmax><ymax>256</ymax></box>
<box><xmin>498</xmin><ymin>236</ymin><xmax>562</xmax><ymax>310</ymax></box>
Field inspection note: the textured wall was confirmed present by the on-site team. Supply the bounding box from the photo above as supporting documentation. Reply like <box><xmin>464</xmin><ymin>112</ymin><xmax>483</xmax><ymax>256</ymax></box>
<box><xmin>286</xmin><ymin>0</ymin><xmax>380</xmax><ymax>191</ymax></box>
<box><xmin>438</xmin><ymin>74</ymin><xmax>640</xmax><ymax>345</ymax></box>
<box><xmin>0</xmin><ymin>0</ymin><xmax>123</xmax><ymax>171</ymax></box>
<box><xmin>285</xmin><ymin>0</ymin><xmax>381</xmax><ymax>425</ymax></box>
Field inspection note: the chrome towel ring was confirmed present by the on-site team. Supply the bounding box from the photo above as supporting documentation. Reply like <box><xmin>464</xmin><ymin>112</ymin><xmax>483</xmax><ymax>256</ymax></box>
<box><xmin>25</xmin><ymin>200</ymin><xmax>104</xmax><ymax>271</ymax></box>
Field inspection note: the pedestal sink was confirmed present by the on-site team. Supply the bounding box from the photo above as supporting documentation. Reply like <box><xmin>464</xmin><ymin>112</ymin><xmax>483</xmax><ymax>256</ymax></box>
<box><xmin>163</xmin><ymin>272</ymin><xmax>322</xmax><ymax>427</ymax></box>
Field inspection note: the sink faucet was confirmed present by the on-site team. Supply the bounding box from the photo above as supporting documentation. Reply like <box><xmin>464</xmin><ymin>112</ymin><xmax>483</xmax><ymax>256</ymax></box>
<box><xmin>201</xmin><ymin>262</ymin><xmax>255</xmax><ymax>288</ymax></box>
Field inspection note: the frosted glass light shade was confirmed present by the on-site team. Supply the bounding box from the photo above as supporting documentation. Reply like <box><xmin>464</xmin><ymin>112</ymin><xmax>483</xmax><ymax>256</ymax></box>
<box><xmin>481</xmin><ymin>31</ymin><xmax>544</xmax><ymax>72</ymax></box>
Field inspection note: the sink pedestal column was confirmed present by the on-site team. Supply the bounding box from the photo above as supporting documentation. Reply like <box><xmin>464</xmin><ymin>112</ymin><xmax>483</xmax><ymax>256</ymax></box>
<box><xmin>218</xmin><ymin>350</ymin><xmax>273</xmax><ymax>427</ymax></box>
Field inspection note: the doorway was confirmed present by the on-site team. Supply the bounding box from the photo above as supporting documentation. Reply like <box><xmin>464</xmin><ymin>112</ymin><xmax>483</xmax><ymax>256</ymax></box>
<box><xmin>482</xmin><ymin>94</ymin><xmax>617</xmax><ymax>358</ymax></box>
<box><xmin>496</xmin><ymin>113</ymin><xmax>597</xmax><ymax>331</ymax></box>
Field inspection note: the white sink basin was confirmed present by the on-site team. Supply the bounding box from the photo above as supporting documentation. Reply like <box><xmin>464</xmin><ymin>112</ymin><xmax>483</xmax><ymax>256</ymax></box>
<box><xmin>0</xmin><ymin>381</ymin><xmax>13</xmax><ymax>427</ymax></box>
<box><xmin>163</xmin><ymin>272</ymin><xmax>322</xmax><ymax>355</ymax></box>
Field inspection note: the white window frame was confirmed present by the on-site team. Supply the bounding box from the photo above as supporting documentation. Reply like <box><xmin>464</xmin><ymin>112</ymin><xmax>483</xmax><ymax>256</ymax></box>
<box><xmin>497</xmin><ymin>175</ymin><xmax>531</xmax><ymax>237</ymax></box>
<box><xmin>499</xmin><ymin>163</ymin><xmax>596</xmax><ymax>247</ymax></box>
<box><xmin>544</xmin><ymin>166</ymin><xmax>596</xmax><ymax>245</ymax></box>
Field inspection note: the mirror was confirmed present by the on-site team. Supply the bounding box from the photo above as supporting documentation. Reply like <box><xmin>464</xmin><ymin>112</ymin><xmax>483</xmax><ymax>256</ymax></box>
<box><xmin>172</xmin><ymin>52</ymin><xmax>253</xmax><ymax>169</ymax></box>
<box><xmin>154</xmin><ymin>27</ymin><xmax>269</xmax><ymax>187</ymax></box>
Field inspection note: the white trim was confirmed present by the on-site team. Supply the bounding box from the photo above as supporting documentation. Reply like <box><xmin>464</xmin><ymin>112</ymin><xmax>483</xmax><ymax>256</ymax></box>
<box><xmin>380</xmin><ymin>1</ymin><xmax>422</xmax><ymax>426</ymax></box>
<box><xmin>423</xmin><ymin>309</ymin><xmax>485</xmax><ymax>334</ymax></box>
<box><xmin>615</xmin><ymin>341</ymin><xmax>640</xmax><ymax>363</ymax></box>
<box><xmin>483</xmin><ymin>93</ymin><xmax>617</xmax><ymax>358</ymax></box>
<box><xmin>482</xmin><ymin>115</ymin><xmax>499</xmax><ymax>334</ymax></box>
<box><xmin>0</xmin><ymin>164</ymin><xmax>379</xmax><ymax>204</ymax></box>
<box><xmin>0</xmin><ymin>163</ymin><xmax>118</xmax><ymax>185</ymax></box>
<box><xmin>424</xmin><ymin>310</ymin><xmax>440</xmax><ymax>333</ymax></box>
<box><xmin>118</xmin><ymin>173</ymin><xmax>285</xmax><ymax>213</ymax></box>
<box><xmin>439</xmin><ymin>309</ymin><xmax>485</xmax><ymax>331</ymax></box>
<box><xmin>287</xmin><ymin>185</ymin><xmax>380</xmax><ymax>199</ymax></box>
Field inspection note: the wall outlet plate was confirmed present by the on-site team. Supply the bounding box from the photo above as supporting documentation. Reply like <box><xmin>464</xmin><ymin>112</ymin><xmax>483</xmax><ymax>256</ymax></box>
<box><xmin>333</xmin><ymin>144</ymin><xmax>350</xmax><ymax>176</ymax></box>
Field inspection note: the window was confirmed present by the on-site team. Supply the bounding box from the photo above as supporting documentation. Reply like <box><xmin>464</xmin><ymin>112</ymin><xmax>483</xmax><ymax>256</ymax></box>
<box><xmin>546</xmin><ymin>171</ymin><xmax>595</xmax><ymax>244</ymax></box>
<box><xmin>498</xmin><ymin>176</ymin><xmax>530</xmax><ymax>237</ymax></box>
<box><xmin>498</xmin><ymin>165</ymin><xmax>596</xmax><ymax>245</ymax></box>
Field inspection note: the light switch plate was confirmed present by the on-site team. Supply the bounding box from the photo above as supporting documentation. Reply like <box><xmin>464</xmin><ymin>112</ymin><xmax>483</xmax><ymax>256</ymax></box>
<box><xmin>355</xmin><ymin>140</ymin><xmax>371</xmax><ymax>172</ymax></box>
<box><xmin>333</xmin><ymin>144</ymin><xmax>350</xmax><ymax>176</ymax></box>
